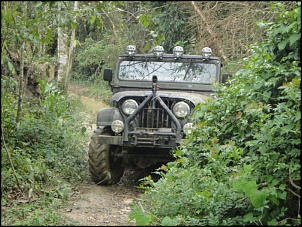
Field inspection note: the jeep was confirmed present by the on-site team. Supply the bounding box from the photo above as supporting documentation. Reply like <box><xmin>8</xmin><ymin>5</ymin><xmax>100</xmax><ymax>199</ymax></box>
<box><xmin>88</xmin><ymin>45</ymin><xmax>230</xmax><ymax>185</ymax></box>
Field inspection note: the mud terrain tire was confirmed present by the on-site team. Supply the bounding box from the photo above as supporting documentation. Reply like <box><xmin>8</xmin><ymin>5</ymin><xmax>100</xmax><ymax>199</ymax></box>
<box><xmin>88</xmin><ymin>132</ymin><xmax>124</xmax><ymax>185</ymax></box>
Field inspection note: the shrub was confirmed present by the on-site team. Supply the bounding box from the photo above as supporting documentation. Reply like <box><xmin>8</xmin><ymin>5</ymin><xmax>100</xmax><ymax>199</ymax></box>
<box><xmin>1</xmin><ymin>77</ymin><xmax>89</xmax><ymax>225</ymax></box>
<box><xmin>129</xmin><ymin>2</ymin><xmax>301</xmax><ymax>226</ymax></box>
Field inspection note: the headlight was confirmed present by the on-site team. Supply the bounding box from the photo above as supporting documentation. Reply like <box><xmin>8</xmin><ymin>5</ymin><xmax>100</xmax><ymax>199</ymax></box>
<box><xmin>122</xmin><ymin>99</ymin><xmax>138</xmax><ymax>115</ymax></box>
<box><xmin>183</xmin><ymin>123</ymin><xmax>195</xmax><ymax>135</ymax></box>
<box><xmin>111</xmin><ymin>120</ymin><xmax>124</xmax><ymax>133</ymax></box>
<box><xmin>173</xmin><ymin>101</ymin><xmax>190</xmax><ymax>118</ymax></box>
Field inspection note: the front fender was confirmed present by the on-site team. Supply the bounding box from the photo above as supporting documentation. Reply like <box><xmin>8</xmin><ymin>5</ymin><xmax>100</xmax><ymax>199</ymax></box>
<box><xmin>97</xmin><ymin>107</ymin><xmax>122</xmax><ymax>127</ymax></box>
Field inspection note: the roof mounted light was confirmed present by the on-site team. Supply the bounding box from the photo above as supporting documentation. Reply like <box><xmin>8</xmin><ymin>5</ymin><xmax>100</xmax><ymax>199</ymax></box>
<box><xmin>126</xmin><ymin>45</ymin><xmax>136</xmax><ymax>57</ymax></box>
<box><xmin>153</xmin><ymin>46</ymin><xmax>164</xmax><ymax>59</ymax></box>
<box><xmin>173</xmin><ymin>46</ymin><xmax>184</xmax><ymax>59</ymax></box>
<box><xmin>201</xmin><ymin>47</ymin><xmax>212</xmax><ymax>59</ymax></box>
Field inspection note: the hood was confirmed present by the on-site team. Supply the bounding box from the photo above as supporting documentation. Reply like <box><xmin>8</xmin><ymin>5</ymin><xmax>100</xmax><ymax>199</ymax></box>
<box><xmin>111</xmin><ymin>90</ymin><xmax>213</xmax><ymax>106</ymax></box>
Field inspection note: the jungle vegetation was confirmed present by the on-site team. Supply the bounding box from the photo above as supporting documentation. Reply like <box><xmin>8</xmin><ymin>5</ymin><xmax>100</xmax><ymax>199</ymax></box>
<box><xmin>1</xmin><ymin>1</ymin><xmax>300</xmax><ymax>225</ymax></box>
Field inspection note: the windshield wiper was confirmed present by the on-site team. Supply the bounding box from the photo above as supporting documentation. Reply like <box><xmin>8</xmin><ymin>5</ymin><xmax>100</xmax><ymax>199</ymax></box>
<box><xmin>141</xmin><ymin>57</ymin><xmax>149</xmax><ymax>80</ymax></box>
<box><xmin>183</xmin><ymin>59</ymin><xmax>193</xmax><ymax>80</ymax></box>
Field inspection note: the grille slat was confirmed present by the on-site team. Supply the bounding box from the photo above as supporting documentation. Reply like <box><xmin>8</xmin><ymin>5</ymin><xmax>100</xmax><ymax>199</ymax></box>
<box><xmin>136</xmin><ymin>99</ymin><xmax>173</xmax><ymax>128</ymax></box>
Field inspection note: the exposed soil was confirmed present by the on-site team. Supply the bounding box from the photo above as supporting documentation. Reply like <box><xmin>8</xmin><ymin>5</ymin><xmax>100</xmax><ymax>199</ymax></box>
<box><xmin>61</xmin><ymin>182</ymin><xmax>142</xmax><ymax>226</ymax></box>
<box><xmin>61</xmin><ymin>83</ymin><xmax>149</xmax><ymax>226</ymax></box>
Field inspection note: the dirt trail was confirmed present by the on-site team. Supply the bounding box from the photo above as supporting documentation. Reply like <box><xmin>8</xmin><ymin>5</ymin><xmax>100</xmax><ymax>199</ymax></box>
<box><xmin>62</xmin><ymin>183</ymin><xmax>141</xmax><ymax>226</ymax></box>
<box><xmin>61</xmin><ymin>83</ymin><xmax>144</xmax><ymax>226</ymax></box>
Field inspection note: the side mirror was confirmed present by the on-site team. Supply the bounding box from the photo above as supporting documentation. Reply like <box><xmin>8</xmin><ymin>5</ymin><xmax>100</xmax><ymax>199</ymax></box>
<box><xmin>103</xmin><ymin>68</ymin><xmax>112</xmax><ymax>82</ymax></box>
<box><xmin>222</xmin><ymin>73</ymin><xmax>232</xmax><ymax>84</ymax></box>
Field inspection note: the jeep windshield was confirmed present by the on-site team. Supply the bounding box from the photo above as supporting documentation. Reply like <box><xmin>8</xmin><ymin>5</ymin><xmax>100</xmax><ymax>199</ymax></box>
<box><xmin>118</xmin><ymin>60</ymin><xmax>218</xmax><ymax>84</ymax></box>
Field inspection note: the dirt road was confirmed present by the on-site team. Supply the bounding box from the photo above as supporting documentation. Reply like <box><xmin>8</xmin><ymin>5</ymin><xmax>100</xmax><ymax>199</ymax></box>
<box><xmin>62</xmin><ymin>83</ymin><xmax>145</xmax><ymax>226</ymax></box>
<box><xmin>62</xmin><ymin>183</ymin><xmax>142</xmax><ymax>226</ymax></box>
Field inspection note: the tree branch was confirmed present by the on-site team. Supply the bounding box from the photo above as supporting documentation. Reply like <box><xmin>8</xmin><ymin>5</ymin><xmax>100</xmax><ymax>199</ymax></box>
<box><xmin>191</xmin><ymin>1</ymin><xmax>227</xmax><ymax>61</ymax></box>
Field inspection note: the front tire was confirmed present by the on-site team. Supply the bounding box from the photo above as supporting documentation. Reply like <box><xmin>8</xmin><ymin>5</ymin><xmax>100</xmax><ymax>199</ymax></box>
<box><xmin>88</xmin><ymin>131</ymin><xmax>124</xmax><ymax>185</ymax></box>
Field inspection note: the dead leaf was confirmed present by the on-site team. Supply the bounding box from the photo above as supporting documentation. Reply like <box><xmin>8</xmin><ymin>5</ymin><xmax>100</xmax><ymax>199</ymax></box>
<box><xmin>235</xmin><ymin>111</ymin><xmax>242</xmax><ymax>120</ymax></box>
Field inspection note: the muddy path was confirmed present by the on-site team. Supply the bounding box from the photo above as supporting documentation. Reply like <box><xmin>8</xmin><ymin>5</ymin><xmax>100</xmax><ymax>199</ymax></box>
<box><xmin>61</xmin><ymin>83</ymin><xmax>147</xmax><ymax>226</ymax></box>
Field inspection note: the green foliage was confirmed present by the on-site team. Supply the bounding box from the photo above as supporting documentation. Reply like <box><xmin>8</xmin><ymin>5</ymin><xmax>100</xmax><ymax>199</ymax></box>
<box><xmin>1</xmin><ymin>78</ymin><xmax>89</xmax><ymax>225</ymax></box>
<box><xmin>1</xmin><ymin>76</ymin><xmax>18</xmax><ymax>136</ymax></box>
<box><xmin>222</xmin><ymin>60</ymin><xmax>245</xmax><ymax>76</ymax></box>
<box><xmin>139</xmin><ymin>2</ymin><xmax>192</xmax><ymax>53</ymax></box>
<box><xmin>72</xmin><ymin>37</ymin><xmax>121</xmax><ymax>81</ymax></box>
<box><xmin>1</xmin><ymin>1</ymin><xmax>59</xmax><ymax>57</ymax></box>
<box><xmin>1</xmin><ymin>182</ymin><xmax>78</xmax><ymax>226</ymax></box>
<box><xmin>71</xmin><ymin>37</ymin><xmax>120</xmax><ymax>102</ymax></box>
<box><xmin>85</xmin><ymin>80</ymin><xmax>112</xmax><ymax>104</ymax></box>
<box><xmin>129</xmin><ymin>2</ymin><xmax>301</xmax><ymax>226</ymax></box>
<box><xmin>129</xmin><ymin>204</ymin><xmax>154</xmax><ymax>226</ymax></box>
<box><xmin>72</xmin><ymin>38</ymin><xmax>106</xmax><ymax>82</ymax></box>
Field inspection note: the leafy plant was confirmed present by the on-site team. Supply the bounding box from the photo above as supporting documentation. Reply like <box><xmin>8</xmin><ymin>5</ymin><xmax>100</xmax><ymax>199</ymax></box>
<box><xmin>1</xmin><ymin>78</ymin><xmax>89</xmax><ymax>225</ymax></box>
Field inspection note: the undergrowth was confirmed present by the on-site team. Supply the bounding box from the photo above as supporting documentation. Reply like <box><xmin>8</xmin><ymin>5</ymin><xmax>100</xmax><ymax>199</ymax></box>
<box><xmin>1</xmin><ymin>77</ymin><xmax>90</xmax><ymax>225</ymax></box>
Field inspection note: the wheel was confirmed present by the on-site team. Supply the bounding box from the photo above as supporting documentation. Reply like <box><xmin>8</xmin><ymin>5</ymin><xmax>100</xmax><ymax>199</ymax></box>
<box><xmin>88</xmin><ymin>131</ymin><xmax>124</xmax><ymax>185</ymax></box>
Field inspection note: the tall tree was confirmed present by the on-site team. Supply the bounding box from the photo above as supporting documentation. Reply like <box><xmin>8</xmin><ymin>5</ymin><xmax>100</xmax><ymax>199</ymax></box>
<box><xmin>15</xmin><ymin>1</ymin><xmax>27</xmax><ymax>132</ymax></box>
<box><xmin>57</xmin><ymin>1</ymin><xmax>69</xmax><ymax>90</ymax></box>
<box><xmin>64</xmin><ymin>1</ymin><xmax>79</xmax><ymax>94</ymax></box>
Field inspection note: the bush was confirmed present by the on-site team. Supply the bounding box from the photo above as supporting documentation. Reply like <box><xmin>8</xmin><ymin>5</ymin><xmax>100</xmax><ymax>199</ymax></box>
<box><xmin>129</xmin><ymin>2</ymin><xmax>301</xmax><ymax>226</ymax></box>
<box><xmin>1</xmin><ymin>77</ymin><xmax>89</xmax><ymax>225</ymax></box>
<box><xmin>72</xmin><ymin>37</ymin><xmax>122</xmax><ymax>82</ymax></box>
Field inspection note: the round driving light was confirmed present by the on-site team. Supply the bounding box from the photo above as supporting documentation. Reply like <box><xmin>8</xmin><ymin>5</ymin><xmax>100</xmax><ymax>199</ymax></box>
<box><xmin>183</xmin><ymin>123</ymin><xmax>194</xmax><ymax>135</ymax></box>
<box><xmin>126</xmin><ymin>45</ymin><xmax>136</xmax><ymax>57</ymax></box>
<box><xmin>201</xmin><ymin>47</ymin><xmax>212</xmax><ymax>59</ymax></box>
<box><xmin>173</xmin><ymin>101</ymin><xmax>190</xmax><ymax>118</ymax></box>
<box><xmin>153</xmin><ymin>46</ymin><xmax>164</xmax><ymax>58</ymax></box>
<box><xmin>111</xmin><ymin>120</ymin><xmax>124</xmax><ymax>134</ymax></box>
<box><xmin>173</xmin><ymin>46</ymin><xmax>184</xmax><ymax>58</ymax></box>
<box><xmin>122</xmin><ymin>99</ymin><xmax>138</xmax><ymax>115</ymax></box>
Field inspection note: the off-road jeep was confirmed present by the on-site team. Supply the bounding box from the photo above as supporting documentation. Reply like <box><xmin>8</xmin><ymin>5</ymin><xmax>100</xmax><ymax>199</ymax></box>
<box><xmin>88</xmin><ymin>45</ymin><xmax>230</xmax><ymax>185</ymax></box>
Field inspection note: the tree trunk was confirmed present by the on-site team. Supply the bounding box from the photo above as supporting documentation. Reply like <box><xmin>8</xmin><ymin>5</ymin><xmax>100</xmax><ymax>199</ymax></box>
<box><xmin>64</xmin><ymin>1</ymin><xmax>79</xmax><ymax>94</ymax></box>
<box><xmin>15</xmin><ymin>2</ymin><xmax>27</xmax><ymax>132</ymax></box>
<box><xmin>57</xmin><ymin>1</ymin><xmax>69</xmax><ymax>91</ymax></box>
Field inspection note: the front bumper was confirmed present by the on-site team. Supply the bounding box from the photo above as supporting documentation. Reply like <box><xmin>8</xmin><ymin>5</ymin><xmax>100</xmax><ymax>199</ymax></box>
<box><xmin>91</xmin><ymin>131</ymin><xmax>180</xmax><ymax>148</ymax></box>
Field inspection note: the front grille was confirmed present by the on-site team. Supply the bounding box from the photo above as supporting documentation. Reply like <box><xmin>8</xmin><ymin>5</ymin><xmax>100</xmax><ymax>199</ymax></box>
<box><xmin>121</xmin><ymin>95</ymin><xmax>183</xmax><ymax>145</ymax></box>
<box><xmin>141</xmin><ymin>101</ymin><xmax>173</xmax><ymax>128</ymax></box>
<box><xmin>137</xmin><ymin>98</ymin><xmax>174</xmax><ymax>129</ymax></box>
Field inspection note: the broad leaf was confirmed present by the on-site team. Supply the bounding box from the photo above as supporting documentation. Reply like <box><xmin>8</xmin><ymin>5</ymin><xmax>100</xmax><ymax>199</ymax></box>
<box><xmin>128</xmin><ymin>207</ymin><xmax>152</xmax><ymax>226</ymax></box>
<box><xmin>160</xmin><ymin>216</ymin><xmax>178</xmax><ymax>226</ymax></box>
<box><xmin>289</xmin><ymin>33</ymin><xmax>300</xmax><ymax>46</ymax></box>
<box><xmin>250</xmin><ymin>189</ymin><xmax>268</xmax><ymax>208</ymax></box>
